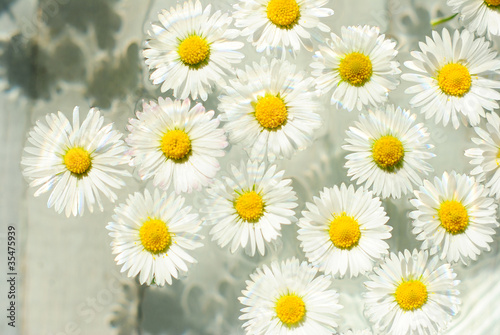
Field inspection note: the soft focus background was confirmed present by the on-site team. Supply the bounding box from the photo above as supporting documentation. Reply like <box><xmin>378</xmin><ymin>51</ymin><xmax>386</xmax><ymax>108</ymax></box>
<box><xmin>1</xmin><ymin>0</ymin><xmax>499</xmax><ymax>334</ymax></box>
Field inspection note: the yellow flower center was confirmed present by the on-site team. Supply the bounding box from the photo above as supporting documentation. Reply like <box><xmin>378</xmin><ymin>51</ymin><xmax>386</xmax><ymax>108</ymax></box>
<box><xmin>267</xmin><ymin>0</ymin><xmax>300</xmax><ymax>29</ymax></box>
<box><xmin>329</xmin><ymin>214</ymin><xmax>361</xmax><ymax>249</ymax></box>
<box><xmin>161</xmin><ymin>129</ymin><xmax>191</xmax><ymax>161</ymax></box>
<box><xmin>139</xmin><ymin>218</ymin><xmax>171</xmax><ymax>254</ymax></box>
<box><xmin>339</xmin><ymin>52</ymin><xmax>373</xmax><ymax>87</ymax></box>
<box><xmin>438</xmin><ymin>200</ymin><xmax>469</xmax><ymax>234</ymax></box>
<box><xmin>178</xmin><ymin>35</ymin><xmax>210</xmax><ymax>68</ymax></box>
<box><xmin>372</xmin><ymin>135</ymin><xmax>405</xmax><ymax>171</ymax></box>
<box><xmin>234</xmin><ymin>191</ymin><xmax>264</xmax><ymax>222</ymax></box>
<box><xmin>254</xmin><ymin>93</ymin><xmax>288</xmax><ymax>129</ymax></box>
<box><xmin>64</xmin><ymin>147</ymin><xmax>91</xmax><ymax>175</ymax></box>
<box><xmin>437</xmin><ymin>63</ymin><xmax>472</xmax><ymax>97</ymax></box>
<box><xmin>395</xmin><ymin>280</ymin><xmax>428</xmax><ymax>311</ymax></box>
<box><xmin>485</xmin><ymin>0</ymin><xmax>500</xmax><ymax>7</ymax></box>
<box><xmin>275</xmin><ymin>294</ymin><xmax>306</xmax><ymax>327</ymax></box>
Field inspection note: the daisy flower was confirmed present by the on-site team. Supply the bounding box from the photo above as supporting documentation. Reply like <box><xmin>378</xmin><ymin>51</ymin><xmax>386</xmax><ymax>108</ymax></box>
<box><xmin>107</xmin><ymin>189</ymin><xmax>203</xmax><ymax>286</ymax></box>
<box><xmin>239</xmin><ymin>258</ymin><xmax>342</xmax><ymax>335</ymax></box>
<box><xmin>402</xmin><ymin>28</ymin><xmax>500</xmax><ymax>129</ymax></box>
<box><xmin>447</xmin><ymin>0</ymin><xmax>500</xmax><ymax>37</ymax></box>
<box><xmin>21</xmin><ymin>107</ymin><xmax>130</xmax><ymax>217</ymax></box>
<box><xmin>465</xmin><ymin>112</ymin><xmax>500</xmax><ymax>199</ymax></box>
<box><xmin>126</xmin><ymin>97</ymin><xmax>227</xmax><ymax>194</ymax></box>
<box><xmin>204</xmin><ymin>160</ymin><xmax>297</xmax><ymax>256</ymax></box>
<box><xmin>410</xmin><ymin>171</ymin><xmax>498</xmax><ymax>264</ymax></box>
<box><xmin>298</xmin><ymin>184</ymin><xmax>392</xmax><ymax>278</ymax></box>
<box><xmin>343</xmin><ymin>105</ymin><xmax>434</xmax><ymax>199</ymax></box>
<box><xmin>364</xmin><ymin>249</ymin><xmax>460</xmax><ymax>335</ymax></box>
<box><xmin>311</xmin><ymin>25</ymin><xmax>400</xmax><ymax>111</ymax></box>
<box><xmin>143</xmin><ymin>0</ymin><xmax>244</xmax><ymax>100</ymax></box>
<box><xmin>233</xmin><ymin>0</ymin><xmax>333</xmax><ymax>56</ymax></box>
<box><xmin>219</xmin><ymin>57</ymin><xmax>322</xmax><ymax>160</ymax></box>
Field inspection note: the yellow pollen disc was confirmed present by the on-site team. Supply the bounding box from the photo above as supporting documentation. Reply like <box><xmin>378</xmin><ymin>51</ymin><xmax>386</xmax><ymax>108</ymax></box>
<box><xmin>275</xmin><ymin>294</ymin><xmax>306</xmax><ymax>327</ymax></box>
<box><xmin>372</xmin><ymin>135</ymin><xmax>405</xmax><ymax>170</ymax></box>
<box><xmin>438</xmin><ymin>200</ymin><xmax>469</xmax><ymax>234</ymax></box>
<box><xmin>485</xmin><ymin>0</ymin><xmax>500</xmax><ymax>7</ymax></box>
<box><xmin>437</xmin><ymin>63</ymin><xmax>472</xmax><ymax>97</ymax></box>
<box><xmin>139</xmin><ymin>218</ymin><xmax>171</xmax><ymax>254</ymax></box>
<box><xmin>161</xmin><ymin>129</ymin><xmax>191</xmax><ymax>161</ymax></box>
<box><xmin>329</xmin><ymin>214</ymin><xmax>361</xmax><ymax>249</ymax></box>
<box><xmin>178</xmin><ymin>35</ymin><xmax>210</xmax><ymax>67</ymax></box>
<box><xmin>395</xmin><ymin>280</ymin><xmax>428</xmax><ymax>311</ymax></box>
<box><xmin>339</xmin><ymin>52</ymin><xmax>373</xmax><ymax>87</ymax></box>
<box><xmin>234</xmin><ymin>191</ymin><xmax>264</xmax><ymax>222</ymax></box>
<box><xmin>254</xmin><ymin>93</ymin><xmax>288</xmax><ymax>129</ymax></box>
<box><xmin>267</xmin><ymin>0</ymin><xmax>300</xmax><ymax>29</ymax></box>
<box><xmin>64</xmin><ymin>147</ymin><xmax>91</xmax><ymax>175</ymax></box>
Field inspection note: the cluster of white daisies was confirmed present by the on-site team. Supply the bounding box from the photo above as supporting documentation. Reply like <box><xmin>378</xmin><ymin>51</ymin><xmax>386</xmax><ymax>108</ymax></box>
<box><xmin>19</xmin><ymin>0</ymin><xmax>500</xmax><ymax>334</ymax></box>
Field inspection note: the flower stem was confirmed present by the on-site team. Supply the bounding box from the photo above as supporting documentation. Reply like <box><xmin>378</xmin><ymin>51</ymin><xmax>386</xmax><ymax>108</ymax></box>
<box><xmin>431</xmin><ymin>13</ymin><xmax>458</xmax><ymax>27</ymax></box>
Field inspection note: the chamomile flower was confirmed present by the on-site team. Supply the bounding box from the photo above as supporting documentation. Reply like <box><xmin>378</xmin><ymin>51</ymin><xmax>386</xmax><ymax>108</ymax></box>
<box><xmin>233</xmin><ymin>0</ymin><xmax>333</xmax><ymax>56</ymax></box>
<box><xmin>21</xmin><ymin>107</ymin><xmax>130</xmax><ymax>217</ymax></box>
<box><xmin>465</xmin><ymin>112</ymin><xmax>500</xmax><ymax>199</ymax></box>
<box><xmin>410</xmin><ymin>171</ymin><xmax>498</xmax><ymax>264</ymax></box>
<box><xmin>126</xmin><ymin>98</ymin><xmax>227</xmax><ymax>194</ymax></box>
<box><xmin>204</xmin><ymin>160</ymin><xmax>297</xmax><ymax>256</ymax></box>
<box><xmin>402</xmin><ymin>28</ymin><xmax>500</xmax><ymax>129</ymax></box>
<box><xmin>447</xmin><ymin>0</ymin><xmax>500</xmax><ymax>37</ymax></box>
<box><xmin>343</xmin><ymin>105</ymin><xmax>434</xmax><ymax>199</ymax></box>
<box><xmin>298</xmin><ymin>184</ymin><xmax>392</xmax><ymax>278</ymax></box>
<box><xmin>107</xmin><ymin>189</ymin><xmax>203</xmax><ymax>286</ymax></box>
<box><xmin>143</xmin><ymin>0</ymin><xmax>244</xmax><ymax>101</ymax></box>
<box><xmin>219</xmin><ymin>57</ymin><xmax>322</xmax><ymax>160</ymax></box>
<box><xmin>239</xmin><ymin>258</ymin><xmax>342</xmax><ymax>335</ymax></box>
<box><xmin>311</xmin><ymin>25</ymin><xmax>400</xmax><ymax>111</ymax></box>
<box><xmin>364</xmin><ymin>249</ymin><xmax>460</xmax><ymax>335</ymax></box>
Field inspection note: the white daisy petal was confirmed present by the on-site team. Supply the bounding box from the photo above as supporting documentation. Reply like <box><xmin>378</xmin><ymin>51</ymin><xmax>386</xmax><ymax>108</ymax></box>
<box><xmin>410</xmin><ymin>171</ymin><xmax>498</xmax><ymax>264</ymax></box>
<box><xmin>403</xmin><ymin>28</ymin><xmax>500</xmax><ymax>128</ymax></box>
<box><xmin>233</xmin><ymin>0</ymin><xmax>333</xmax><ymax>57</ymax></box>
<box><xmin>144</xmin><ymin>0</ymin><xmax>244</xmax><ymax>100</ymax></box>
<box><xmin>311</xmin><ymin>25</ymin><xmax>400</xmax><ymax>111</ymax></box>
<box><xmin>364</xmin><ymin>249</ymin><xmax>460</xmax><ymax>335</ymax></box>
<box><xmin>21</xmin><ymin>107</ymin><xmax>130</xmax><ymax>217</ymax></box>
<box><xmin>205</xmin><ymin>160</ymin><xmax>297</xmax><ymax>256</ymax></box>
<box><xmin>107</xmin><ymin>189</ymin><xmax>203</xmax><ymax>286</ymax></box>
<box><xmin>127</xmin><ymin>97</ymin><xmax>227</xmax><ymax>194</ymax></box>
<box><xmin>220</xmin><ymin>57</ymin><xmax>322</xmax><ymax>160</ymax></box>
<box><xmin>239</xmin><ymin>258</ymin><xmax>342</xmax><ymax>334</ymax></box>
<box><xmin>343</xmin><ymin>105</ymin><xmax>434</xmax><ymax>199</ymax></box>
<box><xmin>298</xmin><ymin>184</ymin><xmax>392</xmax><ymax>278</ymax></box>
<box><xmin>465</xmin><ymin>112</ymin><xmax>500</xmax><ymax>199</ymax></box>
<box><xmin>447</xmin><ymin>0</ymin><xmax>500</xmax><ymax>37</ymax></box>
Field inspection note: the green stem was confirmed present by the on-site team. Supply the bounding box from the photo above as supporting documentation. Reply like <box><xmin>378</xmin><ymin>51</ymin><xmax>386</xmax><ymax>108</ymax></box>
<box><xmin>431</xmin><ymin>13</ymin><xmax>459</xmax><ymax>27</ymax></box>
